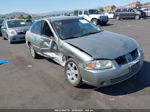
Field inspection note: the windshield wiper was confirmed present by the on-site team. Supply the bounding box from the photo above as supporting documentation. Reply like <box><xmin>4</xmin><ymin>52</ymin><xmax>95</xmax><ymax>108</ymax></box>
<box><xmin>65</xmin><ymin>36</ymin><xmax>80</xmax><ymax>40</ymax></box>
<box><xmin>79</xmin><ymin>31</ymin><xmax>101</xmax><ymax>37</ymax></box>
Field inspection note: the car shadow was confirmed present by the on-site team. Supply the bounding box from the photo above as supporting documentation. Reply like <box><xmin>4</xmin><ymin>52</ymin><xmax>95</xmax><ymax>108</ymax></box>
<box><xmin>95</xmin><ymin>61</ymin><xmax>150</xmax><ymax>96</ymax></box>
<box><xmin>11</xmin><ymin>41</ymin><xmax>26</xmax><ymax>44</ymax></box>
<box><xmin>101</xmin><ymin>23</ymin><xmax>114</xmax><ymax>27</ymax></box>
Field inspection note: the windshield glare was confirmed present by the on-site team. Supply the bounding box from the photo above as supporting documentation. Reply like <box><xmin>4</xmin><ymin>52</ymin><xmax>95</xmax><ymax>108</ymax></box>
<box><xmin>53</xmin><ymin>18</ymin><xmax>101</xmax><ymax>40</ymax></box>
<box><xmin>7</xmin><ymin>20</ymin><xmax>28</xmax><ymax>28</ymax></box>
<box><xmin>89</xmin><ymin>10</ymin><xmax>101</xmax><ymax>14</ymax></box>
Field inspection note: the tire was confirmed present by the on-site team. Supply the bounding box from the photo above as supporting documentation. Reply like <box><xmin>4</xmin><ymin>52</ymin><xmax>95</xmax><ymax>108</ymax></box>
<box><xmin>29</xmin><ymin>44</ymin><xmax>39</xmax><ymax>59</ymax></box>
<box><xmin>116</xmin><ymin>16</ymin><xmax>120</xmax><ymax>20</ymax></box>
<box><xmin>91</xmin><ymin>19</ymin><xmax>98</xmax><ymax>25</ymax></box>
<box><xmin>2</xmin><ymin>34</ymin><xmax>7</xmax><ymax>40</ymax></box>
<box><xmin>135</xmin><ymin>15</ymin><xmax>140</xmax><ymax>20</ymax></box>
<box><xmin>8</xmin><ymin>39</ymin><xmax>12</xmax><ymax>44</ymax></box>
<box><xmin>3</xmin><ymin>37</ymin><xmax>7</xmax><ymax>40</ymax></box>
<box><xmin>65</xmin><ymin>58</ymin><xmax>82</xmax><ymax>87</ymax></box>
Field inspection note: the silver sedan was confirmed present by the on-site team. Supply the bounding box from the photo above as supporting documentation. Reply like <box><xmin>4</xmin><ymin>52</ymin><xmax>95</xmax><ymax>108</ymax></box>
<box><xmin>1</xmin><ymin>19</ymin><xmax>29</xmax><ymax>44</ymax></box>
<box><xmin>25</xmin><ymin>16</ymin><xmax>144</xmax><ymax>88</ymax></box>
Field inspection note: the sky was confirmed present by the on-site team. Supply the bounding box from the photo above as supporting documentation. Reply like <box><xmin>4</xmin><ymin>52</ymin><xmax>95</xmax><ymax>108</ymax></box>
<box><xmin>0</xmin><ymin>0</ymin><xmax>150</xmax><ymax>14</ymax></box>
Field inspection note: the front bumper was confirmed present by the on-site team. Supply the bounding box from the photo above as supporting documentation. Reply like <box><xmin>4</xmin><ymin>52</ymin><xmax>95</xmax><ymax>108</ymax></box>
<box><xmin>79</xmin><ymin>50</ymin><xmax>144</xmax><ymax>87</ymax></box>
<box><xmin>8</xmin><ymin>34</ymin><xmax>25</xmax><ymax>42</ymax></box>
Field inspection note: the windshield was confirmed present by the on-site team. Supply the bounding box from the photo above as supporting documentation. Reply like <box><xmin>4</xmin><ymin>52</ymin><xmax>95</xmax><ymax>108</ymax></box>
<box><xmin>89</xmin><ymin>10</ymin><xmax>101</xmax><ymax>14</ymax></box>
<box><xmin>0</xmin><ymin>20</ymin><xmax>4</xmax><ymax>25</ymax></box>
<box><xmin>53</xmin><ymin>18</ymin><xmax>101</xmax><ymax>40</ymax></box>
<box><xmin>7</xmin><ymin>20</ymin><xmax>28</xmax><ymax>28</ymax></box>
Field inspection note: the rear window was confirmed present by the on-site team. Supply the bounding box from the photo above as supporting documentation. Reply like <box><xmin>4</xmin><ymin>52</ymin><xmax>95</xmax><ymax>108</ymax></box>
<box><xmin>0</xmin><ymin>20</ymin><xmax>4</xmax><ymax>24</ymax></box>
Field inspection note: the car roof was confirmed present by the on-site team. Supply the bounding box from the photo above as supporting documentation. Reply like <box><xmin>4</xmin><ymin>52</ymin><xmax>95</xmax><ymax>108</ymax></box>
<box><xmin>48</xmin><ymin>16</ymin><xmax>81</xmax><ymax>22</ymax></box>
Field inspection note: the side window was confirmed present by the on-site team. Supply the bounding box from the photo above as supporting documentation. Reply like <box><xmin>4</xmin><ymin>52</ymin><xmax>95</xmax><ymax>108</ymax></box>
<box><xmin>79</xmin><ymin>11</ymin><xmax>83</xmax><ymax>15</ymax></box>
<box><xmin>41</xmin><ymin>21</ymin><xmax>53</xmax><ymax>37</ymax></box>
<box><xmin>129</xmin><ymin>9</ymin><xmax>134</xmax><ymax>12</ymax></box>
<box><xmin>74</xmin><ymin>11</ymin><xmax>78</xmax><ymax>16</ymax></box>
<box><xmin>116</xmin><ymin>9</ymin><xmax>121</xmax><ymax>12</ymax></box>
<box><xmin>31</xmin><ymin>21</ymin><xmax>41</xmax><ymax>35</ymax></box>
<box><xmin>84</xmin><ymin>11</ymin><xmax>88</xmax><ymax>15</ymax></box>
<box><xmin>122</xmin><ymin>8</ymin><xmax>128</xmax><ymax>12</ymax></box>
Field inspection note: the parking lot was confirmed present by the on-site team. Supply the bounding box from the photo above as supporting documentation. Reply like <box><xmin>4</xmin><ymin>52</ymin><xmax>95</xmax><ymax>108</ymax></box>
<box><xmin>0</xmin><ymin>18</ymin><xmax>150</xmax><ymax>109</ymax></box>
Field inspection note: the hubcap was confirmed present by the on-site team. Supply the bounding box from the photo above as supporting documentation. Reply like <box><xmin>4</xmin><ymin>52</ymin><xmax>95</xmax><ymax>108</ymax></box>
<box><xmin>93</xmin><ymin>20</ymin><xmax>97</xmax><ymax>25</ymax></box>
<box><xmin>66</xmin><ymin>62</ymin><xmax>79</xmax><ymax>83</ymax></box>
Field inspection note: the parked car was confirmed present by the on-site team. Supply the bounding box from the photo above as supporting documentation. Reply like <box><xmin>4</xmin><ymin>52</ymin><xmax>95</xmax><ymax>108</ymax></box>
<box><xmin>105</xmin><ymin>11</ymin><xmax>114</xmax><ymax>19</ymax></box>
<box><xmin>0</xmin><ymin>19</ymin><xmax>4</xmax><ymax>36</ymax></box>
<box><xmin>114</xmin><ymin>8</ymin><xmax>146</xmax><ymax>20</ymax></box>
<box><xmin>74</xmin><ymin>9</ymin><xmax>109</xmax><ymax>25</ymax></box>
<box><xmin>25</xmin><ymin>19</ymin><xmax>33</xmax><ymax>26</ymax></box>
<box><xmin>26</xmin><ymin>16</ymin><xmax>144</xmax><ymax>88</ymax></box>
<box><xmin>1</xmin><ymin>19</ymin><xmax>30</xmax><ymax>44</ymax></box>
<box><xmin>143</xmin><ymin>8</ymin><xmax>150</xmax><ymax>17</ymax></box>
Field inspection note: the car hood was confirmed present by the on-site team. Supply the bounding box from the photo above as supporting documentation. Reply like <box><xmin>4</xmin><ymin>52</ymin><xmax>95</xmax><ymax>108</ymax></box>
<box><xmin>65</xmin><ymin>31</ymin><xmax>138</xmax><ymax>59</ymax></box>
<box><xmin>11</xmin><ymin>26</ymin><xmax>30</xmax><ymax>32</ymax></box>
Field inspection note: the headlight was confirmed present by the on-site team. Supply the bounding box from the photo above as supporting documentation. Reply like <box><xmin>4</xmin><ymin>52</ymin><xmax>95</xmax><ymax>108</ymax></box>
<box><xmin>8</xmin><ymin>29</ymin><xmax>17</xmax><ymax>35</ymax></box>
<box><xmin>84</xmin><ymin>60</ymin><xmax>113</xmax><ymax>70</ymax></box>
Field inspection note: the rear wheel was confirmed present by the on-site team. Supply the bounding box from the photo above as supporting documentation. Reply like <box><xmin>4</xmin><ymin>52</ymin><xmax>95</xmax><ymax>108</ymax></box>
<box><xmin>135</xmin><ymin>15</ymin><xmax>140</xmax><ymax>20</ymax></box>
<box><xmin>29</xmin><ymin>44</ymin><xmax>39</xmax><ymax>59</ymax></box>
<box><xmin>65</xmin><ymin>58</ymin><xmax>82</xmax><ymax>87</ymax></box>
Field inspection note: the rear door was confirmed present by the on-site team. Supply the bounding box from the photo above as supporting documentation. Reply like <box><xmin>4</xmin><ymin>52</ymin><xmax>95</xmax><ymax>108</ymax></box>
<box><xmin>29</xmin><ymin>21</ymin><xmax>42</xmax><ymax>52</ymax></box>
<box><xmin>122</xmin><ymin>8</ymin><xmax>129</xmax><ymax>18</ymax></box>
<box><xmin>128</xmin><ymin>9</ymin><xmax>136</xmax><ymax>18</ymax></box>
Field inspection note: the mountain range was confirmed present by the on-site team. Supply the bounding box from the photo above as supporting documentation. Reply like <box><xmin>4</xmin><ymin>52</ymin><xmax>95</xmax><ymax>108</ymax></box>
<box><xmin>0</xmin><ymin>11</ymin><xmax>71</xmax><ymax>18</ymax></box>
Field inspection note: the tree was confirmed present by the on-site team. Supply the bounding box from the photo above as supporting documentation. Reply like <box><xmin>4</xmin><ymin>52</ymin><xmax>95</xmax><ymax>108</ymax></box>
<box><xmin>99</xmin><ymin>8</ymin><xmax>104</xmax><ymax>12</ymax></box>
<box><xmin>26</xmin><ymin>15</ymin><xmax>32</xmax><ymax>19</ymax></box>
<box><xmin>18</xmin><ymin>15</ymin><xmax>32</xmax><ymax>19</ymax></box>
<box><xmin>18</xmin><ymin>15</ymin><xmax>25</xmax><ymax>19</ymax></box>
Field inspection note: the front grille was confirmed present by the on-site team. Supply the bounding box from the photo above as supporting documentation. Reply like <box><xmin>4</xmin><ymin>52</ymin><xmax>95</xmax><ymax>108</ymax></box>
<box><xmin>115</xmin><ymin>49</ymin><xmax>138</xmax><ymax>66</ymax></box>
<box><xmin>111</xmin><ymin>62</ymin><xmax>140</xmax><ymax>84</ymax></box>
<box><xmin>17</xmin><ymin>31</ymin><xmax>26</xmax><ymax>35</ymax></box>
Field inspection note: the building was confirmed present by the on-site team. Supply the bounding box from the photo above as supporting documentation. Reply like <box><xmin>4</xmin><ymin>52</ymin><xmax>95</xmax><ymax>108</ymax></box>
<box><xmin>125</xmin><ymin>2</ymin><xmax>142</xmax><ymax>8</ymax></box>
<box><xmin>104</xmin><ymin>5</ymin><xmax>116</xmax><ymax>11</ymax></box>
<box><xmin>141</xmin><ymin>3</ymin><xmax>150</xmax><ymax>9</ymax></box>
<box><xmin>116</xmin><ymin>2</ymin><xmax>142</xmax><ymax>9</ymax></box>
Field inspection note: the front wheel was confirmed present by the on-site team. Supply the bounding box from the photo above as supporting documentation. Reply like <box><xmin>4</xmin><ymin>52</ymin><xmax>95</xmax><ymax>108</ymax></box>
<box><xmin>91</xmin><ymin>19</ymin><xmax>98</xmax><ymax>25</ymax></box>
<box><xmin>116</xmin><ymin>16</ymin><xmax>120</xmax><ymax>20</ymax></box>
<box><xmin>65</xmin><ymin>58</ymin><xmax>82</xmax><ymax>87</ymax></box>
<box><xmin>8</xmin><ymin>38</ymin><xmax>12</xmax><ymax>44</ymax></box>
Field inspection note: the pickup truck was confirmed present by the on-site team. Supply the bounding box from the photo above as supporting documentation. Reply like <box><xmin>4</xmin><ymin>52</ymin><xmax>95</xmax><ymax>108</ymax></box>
<box><xmin>74</xmin><ymin>9</ymin><xmax>109</xmax><ymax>25</ymax></box>
<box><xmin>114</xmin><ymin>8</ymin><xmax>146</xmax><ymax>20</ymax></box>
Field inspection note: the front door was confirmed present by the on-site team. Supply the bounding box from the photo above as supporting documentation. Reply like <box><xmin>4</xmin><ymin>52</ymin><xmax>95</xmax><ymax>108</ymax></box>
<box><xmin>40</xmin><ymin>20</ymin><xmax>57</xmax><ymax>58</ymax></box>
